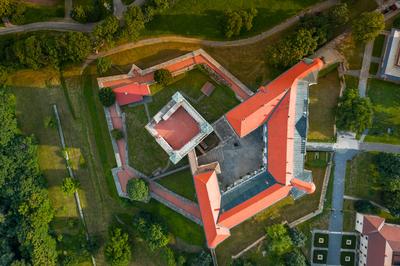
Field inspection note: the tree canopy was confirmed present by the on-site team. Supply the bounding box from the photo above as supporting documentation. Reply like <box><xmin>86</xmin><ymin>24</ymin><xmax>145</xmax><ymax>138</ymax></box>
<box><xmin>105</xmin><ymin>228</ymin><xmax>131</xmax><ymax>266</ymax></box>
<box><xmin>98</xmin><ymin>87</ymin><xmax>116</xmax><ymax>107</ymax></box>
<box><xmin>61</xmin><ymin>177</ymin><xmax>80</xmax><ymax>195</ymax></box>
<box><xmin>127</xmin><ymin>178</ymin><xmax>149</xmax><ymax>202</ymax></box>
<box><xmin>336</xmin><ymin>88</ymin><xmax>373</xmax><ymax>133</ymax></box>
<box><xmin>0</xmin><ymin>88</ymin><xmax>57</xmax><ymax>265</ymax></box>
<box><xmin>93</xmin><ymin>16</ymin><xmax>120</xmax><ymax>49</ymax></box>
<box><xmin>223</xmin><ymin>9</ymin><xmax>258</xmax><ymax>38</ymax></box>
<box><xmin>154</xmin><ymin>69</ymin><xmax>172</xmax><ymax>86</ymax></box>
<box><xmin>122</xmin><ymin>6</ymin><xmax>146</xmax><ymax>40</ymax></box>
<box><xmin>352</xmin><ymin>11</ymin><xmax>385</xmax><ymax>43</ymax></box>
<box><xmin>133</xmin><ymin>212</ymin><xmax>170</xmax><ymax>251</ymax></box>
<box><xmin>265</xmin><ymin>224</ymin><xmax>293</xmax><ymax>255</ymax></box>
<box><xmin>96</xmin><ymin>57</ymin><xmax>112</xmax><ymax>75</ymax></box>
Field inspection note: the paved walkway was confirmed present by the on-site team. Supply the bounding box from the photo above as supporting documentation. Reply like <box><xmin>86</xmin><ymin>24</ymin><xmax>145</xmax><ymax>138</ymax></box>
<box><xmin>0</xmin><ymin>21</ymin><xmax>95</xmax><ymax>35</ymax></box>
<box><xmin>358</xmin><ymin>40</ymin><xmax>374</xmax><ymax>97</ymax></box>
<box><xmin>327</xmin><ymin>148</ymin><xmax>358</xmax><ymax>265</ymax></box>
<box><xmin>113</xmin><ymin>0</ymin><xmax>127</xmax><ymax>19</ymax></box>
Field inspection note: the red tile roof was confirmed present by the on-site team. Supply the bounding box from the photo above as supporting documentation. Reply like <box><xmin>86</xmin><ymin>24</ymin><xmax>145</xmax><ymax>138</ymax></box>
<box><xmin>217</xmin><ymin>184</ymin><xmax>291</xmax><ymax>229</ymax></box>
<box><xmin>290</xmin><ymin>177</ymin><xmax>316</xmax><ymax>194</ymax></box>
<box><xmin>361</xmin><ymin>215</ymin><xmax>400</xmax><ymax>266</ymax></box>
<box><xmin>113</xmin><ymin>83</ymin><xmax>150</xmax><ymax>106</ymax></box>
<box><xmin>193</xmin><ymin>170</ymin><xmax>230</xmax><ymax>248</ymax></box>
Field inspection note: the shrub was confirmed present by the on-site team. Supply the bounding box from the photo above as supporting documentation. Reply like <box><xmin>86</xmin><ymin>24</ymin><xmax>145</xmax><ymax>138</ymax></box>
<box><xmin>132</xmin><ymin>212</ymin><xmax>169</xmax><ymax>251</ymax></box>
<box><xmin>127</xmin><ymin>179</ymin><xmax>149</xmax><ymax>202</ymax></box>
<box><xmin>289</xmin><ymin>228</ymin><xmax>307</xmax><ymax>248</ymax></box>
<box><xmin>354</xmin><ymin>200</ymin><xmax>379</xmax><ymax>214</ymax></box>
<box><xmin>336</xmin><ymin>88</ymin><xmax>373</xmax><ymax>133</ymax></box>
<box><xmin>223</xmin><ymin>8</ymin><xmax>258</xmax><ymax>38</ymax></box>
<box><xmin>190</xmin><ymin>251</ymin><xmax>212</xmax><ymax>266</ymax></box>
<box><xmin>98</xmin><ymin>87</ymin><xmax>116</xmax><ymax>107</ymax></box>
<box><xmin>61</xmin><ymin>177</ymin><xmax>80</xmax><ymax>195</ymax></box>
<box><xmin>96</xmin><ymin>57</ymin><xmax>112</xmax><ymax>75</ymax></box>
<box><xmin>352</xmin><ymin>11</ymin><xmax>385</xmax><ymax>43</ymax></box>
<box><xmin>44</xmin><ymin>116</ymin><xmax>57</xmax><ymax>129</ymax></box>
<box><xmin>111</xmin><ymin>128</ymin><xmax>124</xmax><ymax>140</ymax></box>
<box><xmin>265</xmin><ymin>224</ymin><xmax>293</xmax><ymax>255</ymax></box>
<box><xmin>285</xmin><ymin>249</ymin><xmax>307</xmax><ymax>266</ymax></box>
<box><xmin>105</xmin><ymin>228</ymin><xmax>131</xmax><ymax>266</ymax></box>
<box><xmin>0</xmin><ymin>65</ymin><xmax>8</xmax><ymax>84</ymax></box>
<box><xmin>328</xmin><ymin>3</ymin><xmax>350</xmax><ymax>25</ymax></box>
<box><xmin>154</xmin><ymin>69</ymin><xmax>172</xmax><ymax>85</ymax></box>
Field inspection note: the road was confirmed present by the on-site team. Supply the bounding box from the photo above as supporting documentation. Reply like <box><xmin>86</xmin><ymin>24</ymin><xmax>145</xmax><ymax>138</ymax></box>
<box><xmin>0</xmin><ymin>0</ymin><xmax>337</xmax><ymax>41</ymax></box>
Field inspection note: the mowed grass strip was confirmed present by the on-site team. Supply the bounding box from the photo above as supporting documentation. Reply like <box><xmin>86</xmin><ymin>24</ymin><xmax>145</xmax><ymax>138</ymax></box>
<box><xmin>372</xmin><ymin>34</ymin><xmax>386</xmax><ymax>58</ymax></box>
<box><xmin>345</xmin><ymin>152</ymin><xmax>382</xmax><ymax>203</ymax></box>
<box><xmin>366</xmin><ymin>79</ymin><xmax>400</xmax><ymax>144</ymax></box>
<box><xmin>144</xmin><ymin>0</ymin><xmax>319</xmax><ymax>39</ymax></box>
<box><xmin>308</xmin><ymin>68</ymin><xmax>341</xmax><ymax>142</ymax></box>
<box><xmin>18</xmin><ymin>0</ymin><xmax>64</xmax><ymax>24</ymax></box>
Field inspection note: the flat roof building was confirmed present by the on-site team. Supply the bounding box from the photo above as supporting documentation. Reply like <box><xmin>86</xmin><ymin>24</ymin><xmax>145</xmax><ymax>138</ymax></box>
<box><xmin>380</xmin><ymin>28</ymin><xmax>400</xmax><ymax>82</ymax></box>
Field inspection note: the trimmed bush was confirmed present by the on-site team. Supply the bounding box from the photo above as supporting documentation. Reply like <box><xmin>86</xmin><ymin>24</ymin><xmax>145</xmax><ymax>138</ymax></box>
<box><xmin>154</xmin><ymin>69</ymin><xmax>172</xmax><ymax>86</ymax></box>
<box><xmin>127</xmin><ymin>178</ymin><xmax>149</xmax><ymax>202</ymax></box>
<box><xmin>111</xmin><ymin>128</ymin><xmax>124</xmax><ymax>140</ymax></box>
<box><xmin>98</xmin><ymin>87</ymin><xmax>116</xmax><ymax>107</ymax></box>
<box><xmin>61</xmin><ymin>177</ymin><xmax>80</xmax><ymax>195</ymax></box>
<box><xmin>96</xmin><ymin>57</ymin><xmax>112</xmax><ymax>75</ymax></box>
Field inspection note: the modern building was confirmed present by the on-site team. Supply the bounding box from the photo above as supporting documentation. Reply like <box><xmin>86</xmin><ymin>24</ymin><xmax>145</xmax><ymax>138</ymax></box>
<box><xmin>380</xmin><ymin>28</ymin><xmax>400</xmax><ymax>82</ymax></box>
<box><xmin>355</xmin><ymin>213</ymin><xmax>400</xmax><ymax>266</ymax></box>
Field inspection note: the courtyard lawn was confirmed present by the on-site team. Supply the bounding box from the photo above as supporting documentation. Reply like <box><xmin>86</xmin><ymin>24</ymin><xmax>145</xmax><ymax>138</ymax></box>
<box><xmin>308</xmin><ymin>68</ymin><xmax>341</xmax><ymax>142</ymax></box>
<box><xmin>157</xmin><ymin>169</ymin><xmax>197</xmax><ymax>202</ymax></box>
<box><xmin>340</xmin><ymin>251</ymin><xmax>356</xmax><ymax>266</ymax></box>
<box><xmin>124</xmin><ymin>105</ymin><xmax>169</xmax><ymax>175</ymax></box>
<box><xmin>366</xmin><ymin>79</ymin><xmax>400</xmax><ymax>144</ymax></box>
<box><xmin>341</xmin><ymin>234</ymin><xmax>357</xmax><ymax>249</ymax></box>
<box><xmin>313</xmin><ymin>249</ymin><xmax>328</xmax><ymax>264</ymax></box>
<box><xmin>15</xmin><ymin>0</ymin><xmax>64</xmax><ymax>24</ymax></box>
<box><xmin>373</xmin><ymin>34</ymin><xmax>386</xmax><ymax>58</ymax></box>
<box><xmin>216</xmin><ymin>152</ymin><xmax>330</xmax><ymax>264</ymax></box>
<box><xmin>144</xmin><ymin>0</ymin><xmax>320</xmax><ymax>40</ymax></box>
<box><xmin>148</xmin><ymin>69</ymin><xmax>240</xmax><ymax>122</ymax></box>
<box><xmin>345</xmin><ymin>152</ymin><xmax>382</xmax><ymax>204</ymax></box>
<box><xmin>313</xmin><ymin>233</ymin><xmax>329</xmax><ymax>248</ymax></box>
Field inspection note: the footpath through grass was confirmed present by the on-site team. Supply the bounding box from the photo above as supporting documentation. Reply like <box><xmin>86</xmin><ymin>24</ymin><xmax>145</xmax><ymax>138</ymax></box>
<box><xmin>308</xmin><ymin>67</ymin><xmax>341</xmax><ymax>142</ymax></box>
<box><xmin>366</xmin><ymin>79</ymin><xmax>400</xmax><ymax>144</ymax></box>
<box><xmin>144</xmin><ymin>0</ymin><xmax>319</xmax><ymax>40</ymax></box>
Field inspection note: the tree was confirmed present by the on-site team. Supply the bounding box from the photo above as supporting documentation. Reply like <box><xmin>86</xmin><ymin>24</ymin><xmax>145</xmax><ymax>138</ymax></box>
<box><xmin>97</xmin><ymin>57</ymin><xmax>112</xmax><ymax>75</ymax></box>
<box><xmin>105</xmin><ymin>228</ymin><xmax>131</xmax><ymax>266</ymax></box>
<box><xmin>352</xmin><ymin>11</ymin><xmax>384</xmax><ymax>43</ymax></box>
<box><xmin>0</xmin><ymin>65</ymin><xmax>7</xmax><ymax>84</ymax></box>
<box><xmin>289</xmin><ymin>228</ymin><xmax>306</xmax><ymax>248</ymax></box>
<box><xmin>191</xmin><ymin>251</ymin><xmax>212</xmax><ymax>266</ymax></box>
<box><xmin>146</xmin><ymin>223</ymin><xmax>169</xmax><ymax>251</ymax></box>
<box><xmin>285</xmin><ymin>250</ymin><xmax>307</xmax><ymax>266</ymax></box>
<box><xmin>13</xmin><ymin>35</ymin><xmax>46</xmax><ymax>69</ymax></box>
<box><xmin>0</xmin><ymin>0</ymin><xmax>13</xmax><ymax>17</ymax></box>
<box><xmin>0</xmin><ymin>89</ymin><xmax>17</xmax><ymax>147</ymax></box>
<box><xmin>127</xmin><ymin>178</ymin><xmax>149</xmax><ymax>202</ymax></box>
<box><xmin>122</xmin><ymin>6</ymin><xmax>145</xmax><ymax>40</ymax></box>
<box><xmin>71</xmin><ymin>5</ymin><xmax>88</xmax><ymax>23</ymax></box>
<box><xmin>98</xmin><ymin>87</ymin><xmax>116</xmax><ymax>107</ymax></box>
<box><xmin>328</xmin><ymin>3</ymin><xmax>350</xmax><ymax>25</ymax></box>
<box><xmin>265</xmin><ymin>224</ymin><xmax>293</xmax><ymax>255</ymax></box>
<box><xmin>55</xmin><ymin>32</ymin><xmax>92</xmax><ymax>66</ymax></box>
<box><xmin>154</xmin><ymin>69</ymin><xmax>172</xmax><ymax>85</ymax></box>
<box><xmin>111</xmin><ymin>128</ymin><xmax>124</xmax><ymax>140</ymax></box>
<box><xmin>224</xmin><ymin>10</ymin><xmax>243</xmax><ymax>38</ymax></box>
<box><xmin>241</xmin><ymin>8</ymin><xmax>257</xmax><ymax>31</ymax></box>
<box><xmin>61</xmin><ymin>177</ymin><xmax>80</xmax><ymax>195</ymax></box>
<box><xmin>93</xmin><ymin>15</ymin><xmax>120</xmax><ymax>48</ymax></box>
<box><xmin>336</xmin><ymin>88</ymin><xmax>372</xmax><ymax>133</ymax></box>
<box><xmin>374</xmin><ymin>153</ymin><xmax>400</xmax><ymax>179</ymax></box>
<box><xmin>354</xmin><ymin>200</ymin><xmax>379</xmax><ymax>214</ymax></box>
<box><xmin>267</xmin><ymin>28</ymin><xmax>318</xmax><ymax>68</ymax></box>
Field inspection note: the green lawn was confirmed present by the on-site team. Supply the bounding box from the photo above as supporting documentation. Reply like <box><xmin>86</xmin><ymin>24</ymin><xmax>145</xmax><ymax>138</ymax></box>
<box><xmin>345</xmin><ymin>75</ymin><xmax>359</xmax><ymax>89</ymax></box>
<box><xmin>343</xmin><ymin>200</ymin><xmax>357</xmax><ymax>232</ymax></box>
<box><xmin>339</xmin><ymin>36</ymin><xmax>365</xmax><ymax>70</ymax></box>
<box><xmin>13</xmin><ymin>0</ymin><xmax>64</xmax><ymax>25</ymax></box>
<box><xmin>369</xmin><ymin>62</ymin><xmax>379</xmax><ymax>75</ymax></box>
<box><xmin>144</xmin><ymin>0</ymin><xmax>320</xmax><ymax>40</ymax></box>
<box><xmin>340</xmin><ymin>251</ymin><xmax>356</xmax><ymax>266</ymax></box>
<box><xmin>345</xmin><ymin>152</ymin><xmax>382</xmax><ymax>203</ymax></box>
<box><xmin>373</xmin><ymin>34</ymin><xmax>386</xmax><ymax>58</ymax></box>
<box><xmin>308</xmin><ymin>68</ymin><xmax>341</xmax><ymax>142</ymax></box>
<box><xmin>366</xmin><ymin>79</ymin><xmax>400</xmax><ymax>144</ymax></box>
<box><xmin>341</xmin><ymin>234</ymin><xmax>356</xmax><ymax>249</ymax></box>
<box><xmin>157</xmin><ymin>169</ymin><xmax>197</xmax><ymax>202</ymax></box>
<box><xmin>313</xmin><ymin>233</ymin><xmax>329</xmax><ymax>248</ymax></box>
<box><xmin>313</xmin><ymin>249</ymin><xmax>328</xmax><ymax>264</ymax></box>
